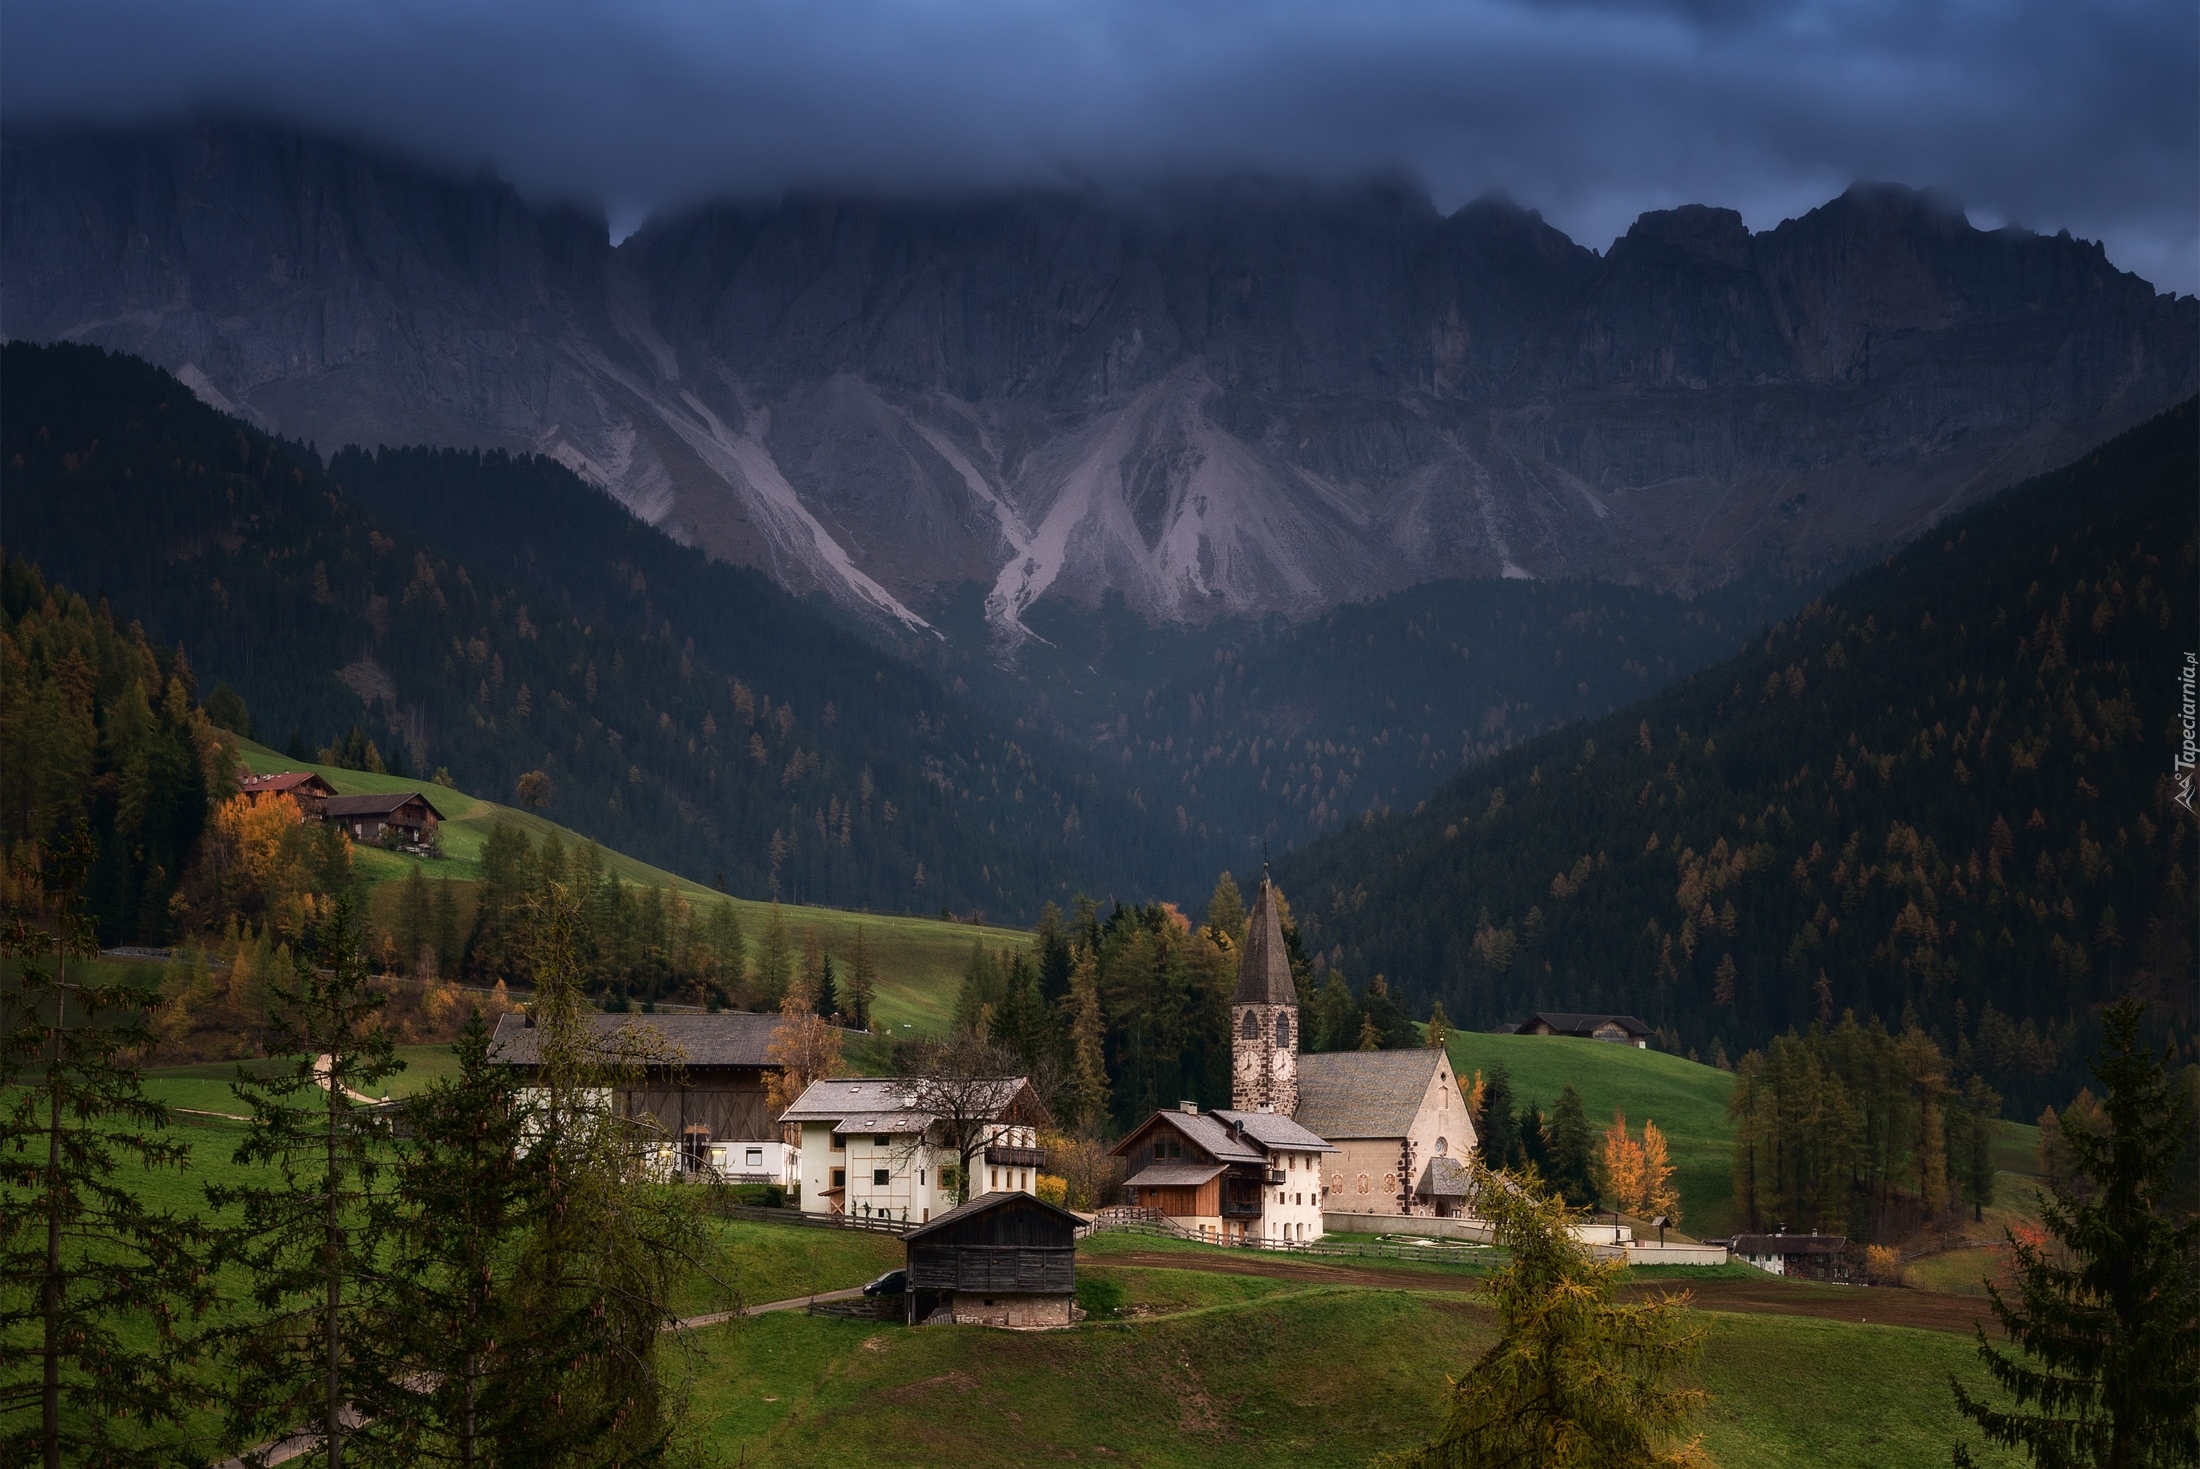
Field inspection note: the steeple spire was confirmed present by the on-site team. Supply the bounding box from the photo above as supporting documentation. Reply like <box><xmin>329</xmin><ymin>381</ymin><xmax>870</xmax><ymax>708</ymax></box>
<box><xmin>1234</xmin><ymin>874</ymin><xmax>1296</xmax><ymax>1007</ymax></box>
<box><xmin>1232</xmin><ymin>874</ymin><xmax>1299</xmax><ymax>1115</ymax></box>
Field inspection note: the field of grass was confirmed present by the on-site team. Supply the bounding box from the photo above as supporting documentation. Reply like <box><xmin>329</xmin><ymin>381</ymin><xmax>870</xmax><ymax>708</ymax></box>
<box><xmin>230</xmin><ymin>738</ymin><xmax>1028</xmax><ymax>1032</ymax></box>
<box><xmin>1446</xmin><ymin>1031</ymin><xmax>1741</xmax><ymax>1236</ymax></box>
<box><xmin>678</xmin><ymin>1257</ymin><xmax>2023</xmax><ymax>1468</ymax></box>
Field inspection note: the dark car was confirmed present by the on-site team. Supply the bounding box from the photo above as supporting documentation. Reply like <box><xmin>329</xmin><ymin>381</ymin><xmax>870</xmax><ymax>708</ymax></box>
<box><xmin>861</xmin><ymin>1268</ymin><xmax>907</xmax><ymax>1297</ymax></box>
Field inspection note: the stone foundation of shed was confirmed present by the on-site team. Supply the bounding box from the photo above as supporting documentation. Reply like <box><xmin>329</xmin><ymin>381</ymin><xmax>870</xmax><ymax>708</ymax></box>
<box><xmin>943</xmin><ymin>1291</ymin><xmax>1073</xmax><ymax>1328</ymax></box>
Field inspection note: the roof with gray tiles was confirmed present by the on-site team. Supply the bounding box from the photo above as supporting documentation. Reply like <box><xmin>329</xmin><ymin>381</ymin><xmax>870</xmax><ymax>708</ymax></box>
<box><xmin>490</xmin><ymin>1010</ymin><xmax>791</xmax><ymax>1068</ymax></box>
<box><xmin>1233</xmin><ymin>876</ymin><xmax>1297</xmax><ymax>1006</ymax></box>
<box><xmin>1294</xmin><ymin>1048</ymin><xmax>1450</xmax><ymax>1139</ymax></box>
<box><xmin>1211</xmin><ymin>1109</ymin><xmax>1335</xmax><ymax>1154</ymax></box>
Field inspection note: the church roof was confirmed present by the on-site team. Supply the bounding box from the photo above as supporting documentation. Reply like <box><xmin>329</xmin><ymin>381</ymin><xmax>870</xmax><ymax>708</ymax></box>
<box><xmin>1295</xmin><ymin>1049</ymin><xmax>1450</xmax><ymax>1139</ymax></box>
<box><xmin>1233</xmin><ymin>875</ymin><xmax>1296</xmax><ymax>1006</ymax></box>
<box><xmin>1417</xmin><ymin>1156</ymin><xmax>1472</xmax><ymax>1199</ymax></box>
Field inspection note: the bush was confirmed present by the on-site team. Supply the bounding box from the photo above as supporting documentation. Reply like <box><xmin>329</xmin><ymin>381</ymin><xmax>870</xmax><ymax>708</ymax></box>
<box><xmin>729</xmin><ymin>1183</ymin><xmax>787</xmax><ymax>1208</ymax></box>
<box><xmin>1035</xmin><ymin>1173</ymin><xmax>1069</xmax><ymax>1207</ymax></box>
<box><xmin>1075</xmin><ymin>1275</ymin><xmax>1126</xmax><ymax>1320</ymax></box>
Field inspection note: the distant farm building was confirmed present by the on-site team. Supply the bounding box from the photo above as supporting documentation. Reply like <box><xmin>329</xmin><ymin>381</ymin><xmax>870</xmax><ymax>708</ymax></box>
<box><xmin>1493</xmin><ymin>1012</ymin><xmax>1653</xmax><ymax>1048</ymax></box>
<box><xmin>1726</xmin><ymin>1232</ymin><xmax>1854</xmax><ymax>1282</ymax></box>
<box><xmin>237</xmin><ymin>770</ymin><xmax>336</xmax><ymax>816</ymax></box>
<box><xmin>490</xmin><ymin>1011</ymin><xmax>804</xmax><ymax>1180</ymax></box>
<box><xmin>902</xmin><ymin>1191</ymin><xmax>1080</xmax><ymax>1327</ymax></box>
<box><xmin>321</xmin><ymin>790</ymin><xmax>446</xmax><ymax>846</ymax></box>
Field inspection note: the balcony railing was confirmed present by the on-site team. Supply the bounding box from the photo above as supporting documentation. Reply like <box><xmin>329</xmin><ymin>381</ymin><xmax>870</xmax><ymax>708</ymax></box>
<box><xmin>984</xmin><ymin>1145</ymin><xmax>1046</xmax><ymax>1169</ymax></box>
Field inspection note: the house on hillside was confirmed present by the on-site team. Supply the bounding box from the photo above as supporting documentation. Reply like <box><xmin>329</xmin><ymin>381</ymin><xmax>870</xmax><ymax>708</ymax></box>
<box><xmin>1111</xmin><ymin>1102</ymin><xmax>1333</xmax><ymax>1242</ymax></box>
<box><xmin>238</xmin><ymin>769</ymin><xmax>337</xmax><ymax>817</ymax></box>
<box><xmin>322</xmin><ymin>790</ymin><xmax>446</xmax><ymax>847</ymax></box>
<box><xmin>1222</xmin><ymin>871</ymin><xmax>1477</xmax><ymax>1221</ymax></box>
<box><xmin>1726</xmin><ymin>1232</ymin><xmax>1854</xmax><ymax>1282</ymax></box>
<box><xmin>1496</xmin><ymin>1012</ymin><xmax>1654</xmax><ymax>1048</ymax></box>
<box><xmin>902</xmin><ymin>1190</ymin><xmax>1080</xmax><ymax>1327</ymax></box>
<box><xmin>490</xmin><ymin>1010</ymin><xmax>808</xmax><ymax>1180</ymax></box>
<box><xmin>780</xmin><ymin>1076</ymin><xmax>1047</xmax><ymax>1225</ymax></box>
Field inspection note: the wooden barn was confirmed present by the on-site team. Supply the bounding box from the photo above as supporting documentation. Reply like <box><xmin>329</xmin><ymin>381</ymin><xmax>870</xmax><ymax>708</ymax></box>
<box><xmin>901</xmin><ymin>1191</ymin><xmax>1080</xmax><ymax>1327</ymax></box>
<box><xmin>490</xmin><ymin>1011</ymin><xmax>810</xmax><ymax>1178</ymax></box>
<box><xmin>237</xmin><ymin>769</ymin><xmax>337</xmax><ymax>816</ymax></box>
<box><xmin>321</xmin><ymin>790</ymin><xmax>446</xmax><ymax>846</ymax></box>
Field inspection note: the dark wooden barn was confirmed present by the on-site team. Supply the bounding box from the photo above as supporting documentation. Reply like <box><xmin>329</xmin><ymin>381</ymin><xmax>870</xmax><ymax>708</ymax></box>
<box><xmin>490</xmin><ymin>1011</ymin><xmax>808</xmax><ymax>1176</ymax></box>
<box><xmin>901</xmin><ymin>1191</ymin><xmax>1080</xmax><ymax>1327</ymax></box>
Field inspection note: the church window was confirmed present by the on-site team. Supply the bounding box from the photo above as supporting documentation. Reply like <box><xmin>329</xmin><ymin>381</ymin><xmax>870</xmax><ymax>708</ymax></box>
<box><xmin>1435</xmin><ymin>1137</ymin><xmax>1448</xmax><ymax>1156</ymax></box>
<box><xmin>1241</xmin><ymin>1010</ymin><xmax>1260</xmax><ymax>1039</ymax></box>
<box><xmin>1276</xmin><ymin>1013</ymin><xmax>1292</xmax><ymax>1048</ymax></box>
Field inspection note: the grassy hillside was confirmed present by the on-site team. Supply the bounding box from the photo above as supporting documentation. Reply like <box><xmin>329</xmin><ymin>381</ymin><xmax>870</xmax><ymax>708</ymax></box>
<box><xmin>684</xmin><ymin>1263</ymin><xmax>2020</xmax><ymax>1467</ymax></box>
<box><xmin>1447</xmin><ymin>1032</ymin><xmax>1741</xmax><ymax>1236</ymax></box>
<box><xmin>230</xmin><ymin>738</ymin><xmax>1029</xmax><ymax>1033</ymax></box>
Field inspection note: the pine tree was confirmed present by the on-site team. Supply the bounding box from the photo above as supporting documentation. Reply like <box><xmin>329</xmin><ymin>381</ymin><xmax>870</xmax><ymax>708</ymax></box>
<box><xmin>1314</xmin><ymin>972</ymin><xmax>1358</xmax><ymax>1052</ymax></box>
<box><xmin>1956</xmin><ymin>1074</ymin><xmax>2002</xmax><ymax>1223</ymax></box>
<box><xmin>1067</xmin><ymin>949</ymin><xmax>1110</xmax><ymax>1131</ymax></box>
<box><xmin>1476</xmin><ymin>1066</ymin><xmax>1525</xmax><ymax>1171</ymax></box>
<box><xmin>1391</xmin><ymin>1164</ymin><xmax>1709</xmax><ymax>1468</ymax></box>
<box><xmin>1356</xmin><ymin>1013</ymin><xmax>1382</xmax><ymax>1051</ymax></box>
<box><xmin>399</xmin><ymin>864</ymin><xmax>433</xmax><ymax>976</ymax></box>
<box><xmin>1205</xmin><ymin>871</ymin><xmax>1246</xmax><ymax>947</ymax></box>
<box><xmin>1425</xmin><ymin>1001</ymin><xmax>1452</xmax><ymax>1050</ymax></box>
<box><xmin>1541</xmin><ymin>1085</ymin><xmax>1597</xmax><ymax>1208</ymax></box>
<box><xmin>797</xmin><ymin>927</ymin><xmax>825</xmax><ymax>1009</ymax></box>
<box><xmin>0</xmin><ymin>832</ymin><xmax>213</xmax><ymax>1468</ymax></box>
<box><xmin>1952</xmin><ymin>1000</ymin><xmax>2199</xmax><ymax>1467</ymax></box>
<box><xmin>708</xmin><ymin>901</ymin><xmax>748</xmax><ymax>1001</ymax></box>
<box><xmin>815</xmin><ymin>953</ymin><xmax>839</xmax><ymax>1023</ymax></box>
<box><xmin>845</xmin><ymin>927</ymin><xmax>877</xmax><ymax>1031</ymax></box>
<box><xmin>500</xmin><ymin>882</ymin><xmax>707</xmax><ymax>1465</ymax></box>
<box><xmin>754</xmin><ymin>902</ymin><xmax>793</xmax><ymax>1007</ymax></box>
<box><xmin>210</xmin><ymin>895</ymin><xmax>403</xmax><ymax>1467</ymax></box>
<box><xmin>379</xmin><ymin>1008</ymin><xmax>548</xmax><ymax>1466</ymax></box>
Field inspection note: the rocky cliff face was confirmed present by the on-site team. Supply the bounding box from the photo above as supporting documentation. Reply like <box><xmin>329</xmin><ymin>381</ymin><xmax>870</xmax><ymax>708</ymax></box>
<box><xmin>6</xmin><ymin>123</ymin><xmax>2192</xmax><ymax>633</ymax></box>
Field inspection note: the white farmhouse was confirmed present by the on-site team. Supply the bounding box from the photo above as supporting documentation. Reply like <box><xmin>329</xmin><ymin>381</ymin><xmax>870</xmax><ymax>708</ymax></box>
<box><xmin>779</xmin><ymin>1076</ymin><xmax>1046</xmax><ymax>1226</ymax></box>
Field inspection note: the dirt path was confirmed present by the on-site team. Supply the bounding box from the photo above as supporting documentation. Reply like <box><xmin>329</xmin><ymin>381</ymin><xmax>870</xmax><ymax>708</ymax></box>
<box><xmin>1096</xmin><ymin>1249</ymin><xmax>1989</xmax><ymax>1335</ymax></box>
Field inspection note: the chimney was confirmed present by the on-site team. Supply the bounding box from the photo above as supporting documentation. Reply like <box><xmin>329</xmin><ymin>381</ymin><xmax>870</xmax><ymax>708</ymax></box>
<box><xmin>1179</xmin><ymin>1100</ymin><xmax>1198</xmax><ymax>1115</ymax></box>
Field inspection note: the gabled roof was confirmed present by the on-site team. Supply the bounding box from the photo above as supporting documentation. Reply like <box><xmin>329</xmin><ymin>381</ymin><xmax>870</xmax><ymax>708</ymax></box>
<box><xmin>1525</xmin><ymin>1012</ymin><xmax>1652</xmax><ymax>1038</ymax></box>
<box><xmin>1109</xmin><ymin>1107</ymin><xmax>1262</xmax><ymax>1165</ymax></box>
<box><xmin>240</xmin><ymin>770</ymin><xmax>336</xmax><ymax>796</ymax></box>
<box><xmin>490</xmin><ymin>1010</ymin><xmax>792</xmax><ymax>1068</ymax></box>
<box><xmin>323</xmin><ymin>790</ymin><xmax>448</xmax><ymax>820</ymax></box>
<box><xmin>1210</xmin><ymin>1109</ymin><xmax>1335</xmax><ymax>1154</ymax></box>
<box><xmin>1233</xmin><ymin>875</ymin><xmax>1297</xmax><ymax>1006</ymax></box>
<box><xmin>902</xmin><ymin>1188</ymin><xmax>1083</xmax><ymax>1244</ymax></box>
<box><xmin>1417</xmin><ymin>1156</ymin><xmax>1472</xmax><ymax>1199</ymax></box>
<box><xmin>778</xmin><ymin>1075</ymin><xmax>1034</xmax><ymax>1128</ymax></box>
<box><xmin>1295</xmin><ymin>1048</ymin><xmax>1452</xmax><ymax>1139</ymax></box>
<box><xmin>1731</xmin><ymin>1233</ymin><xmax>1849</xmax><ymax>1255</ymax></box>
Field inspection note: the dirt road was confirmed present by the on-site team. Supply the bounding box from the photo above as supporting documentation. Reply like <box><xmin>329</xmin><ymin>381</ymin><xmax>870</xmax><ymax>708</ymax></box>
<box><xmin>1096</xmin><ymin>1249</ymin><xmax>1990</xmax><ymax>1335</ymax></box>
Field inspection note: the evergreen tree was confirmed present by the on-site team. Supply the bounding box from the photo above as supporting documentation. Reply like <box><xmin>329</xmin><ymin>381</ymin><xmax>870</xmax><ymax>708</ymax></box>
<box><xmin>1541</xmin><ymin>1085</ymin><xmax>1597</xmax><ymax>1209</ymax></box>
<box><xmin>210</xmin><ymin>896</ymin><xmax>403</xmax><ymax>1467</ymax></box>
<box><xmin>707</xmin><ymin>900</ymin><xmax>747</xmax><ymax>1002</ymax></box>
<box><xmin>1955</xmin><ymin>1073</ymin><xmax>2002</xmax><ymax>1223</ymax></box>
<box><xmin>1205</xmin><ymin>871</ymin><xmax>1246</xmax><ymax>947</ymax></box>
<box><xmin>399</xmin><ymin>864</ymin><xmax>433</xmax><ymax>976</ymax></box>
<box><xmin>1426</xmin><ymin>1001</ymin><xmax>1452</xmax><ymax>1050</ymax></box>
<box><xmin>1314</xmin><ymin>972</ymin><xmax>1358</xmax><ymax>1052</ymax></box>
<box><xmin>379</xmin><ymin>1008</ymin><xmax>547</xmax><ymax>1466</ymax></box>
<box><xmin>1952</xmin><ymin>1000</ymin><xmax>2199</xmax><ymax>1467</ymax></box>
<box><xmin>1391</xmin><ymin>1164</ymin><xmax>1709</xmax><ymax>1468</ymax></box>
<box><xmin>0</xmin><ymin>833</ymin><xmax>212</xmax><ymax>1468</ymax></box>
<box><xmin>754</xmin><ymin>902</ymin><xmax>793</xmax><ymax>1008</ymax></box>
<box><xmin>499</xmin><ymin>883</ymin><xmax>706</xmax><ymax>1466</ymax></box>
<box><xmin>1355</xmin><ymin>1014</ymin><xmax>1382</xmax><ymax>1051</ymax></box>
<box><xmin>844</xmin><ymin>927</ymin><xmax>877</xmax><ymax>1031</ymax></box>
<box><xmin>1033</xmin><ymin>903</ymin><xmax>1074</xmax><ymax>1005</ymax></box>
<box><xmin>815</xmin><ymin>954</ymin><xmax>839</xmax><ymax>1024</ymax></box>
<box><xmin>1476</xmin><ymin>1065</ymin><xmax>1526</xmax><ymax>1171</ymax></box>
<box><xmin>1066</xmin><ymin>949</ymin><xmax>1110</xmax><ymax>1132</ymax></box>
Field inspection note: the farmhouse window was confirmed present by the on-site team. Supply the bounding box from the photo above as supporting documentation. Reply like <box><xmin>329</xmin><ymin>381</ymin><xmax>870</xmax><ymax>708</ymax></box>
<box><xmin>990</xmin><ymin>1167</ymin><xmax>999</xmax><ymax>1189</ymax></box>
<box><xmin>873</xmin><ymin>1169</ymin><xmax>890</xmax><ymax>1186</ymax></box>
<box><xmin>746</xmin><ymin>1148</ymin><xmax>763</xmax><ymax>1166</ymax></box>
<box><xmin>830</xmin><ymin>1133</ymin><xmax>844</xmax><ymax>1151</ymax></box>
<box><xmin>919</xmin><ymin>1169</ymin><xmax>926</xmax><ymax>1184</ymax></box>
<box><xmin>875</xmin><ymin>1136</ymin><xmax>891</xmax><ymax>1146</ymax></box>
<box><xmin>831</xmin><ymin>1169</ymin><xmax>845</xmax><ymax>1189</ymax></box>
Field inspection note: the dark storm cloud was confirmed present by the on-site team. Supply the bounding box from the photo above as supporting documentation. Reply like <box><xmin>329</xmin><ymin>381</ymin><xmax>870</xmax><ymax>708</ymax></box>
<box><xmin>6</xmin><ymin>0</ymin><xmax>2194</xmax><ymax>291</ymax></box>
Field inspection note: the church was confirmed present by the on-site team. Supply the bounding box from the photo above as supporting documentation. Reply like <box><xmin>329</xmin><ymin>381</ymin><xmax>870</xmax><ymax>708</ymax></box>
<box><xmin>1116</xmin><ymin>873</ymin><xmax>1477</xmax><ymax>1236</ymax></box>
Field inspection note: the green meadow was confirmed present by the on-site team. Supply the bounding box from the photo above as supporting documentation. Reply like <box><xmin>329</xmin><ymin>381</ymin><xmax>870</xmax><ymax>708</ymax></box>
<box><xmin>231</xmin><ymin>737</ymin><xmax>1033</xmax><ymax>1033</ymax></box>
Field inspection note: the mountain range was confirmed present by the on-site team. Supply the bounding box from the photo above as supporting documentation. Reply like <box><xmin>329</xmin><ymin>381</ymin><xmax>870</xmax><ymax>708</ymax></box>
<box><xmin>7</xmin><ymin>120</ymin><xmax>2194</xmax><ymax>638</ymax></box>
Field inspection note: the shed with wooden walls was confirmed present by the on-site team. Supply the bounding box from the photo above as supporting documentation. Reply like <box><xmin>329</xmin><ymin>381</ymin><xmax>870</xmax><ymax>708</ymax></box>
<box><xmin>901</xmin><ymin>1191</ymin><xmax>1080</xmax><ymax>1327</ymax></box>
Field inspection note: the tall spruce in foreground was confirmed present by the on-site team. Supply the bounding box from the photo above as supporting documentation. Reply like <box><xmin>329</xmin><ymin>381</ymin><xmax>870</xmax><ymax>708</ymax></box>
<box><xmin>499</xmin><ymin>882</ymin><xmax>707</xmax><ymax>1467</ymax></box>
<box><xmin>1952</xmin><ymin>999</ymin><xmax>2199</xmax><ymax>1469</ymax></box>
<box><xmin>211</xmin><ymin>896</ymin><xmax>403</xmax><ymax>1468</ymax></box>
<box><xmin>1387</xmin><ymin>1164</ymin><xmax>1709</xmax><ymax>1469</ymax></box>
<box><xmin>378</xmin><ymin>1009</ymin><xmax>547</xmax><ymax>1467</ymax></box>
<box><xmin>0</xmin><ymin>833</ymin><xmax>212</xmax><ymax>1468</ymax></box>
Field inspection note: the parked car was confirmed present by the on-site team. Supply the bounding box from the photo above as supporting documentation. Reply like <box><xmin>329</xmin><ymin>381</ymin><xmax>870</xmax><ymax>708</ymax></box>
<box><xmin>861</xmin><ymin>1268</ymin><xmax>907</xmax><ymax>1297</ymax></box>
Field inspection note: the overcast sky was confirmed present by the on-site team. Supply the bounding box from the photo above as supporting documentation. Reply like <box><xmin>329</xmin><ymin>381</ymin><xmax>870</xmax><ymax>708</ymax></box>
<box><xmin>6</xmin><ymin>0</ymin><xmax>2194</xmax><ymax>293</ymax></box>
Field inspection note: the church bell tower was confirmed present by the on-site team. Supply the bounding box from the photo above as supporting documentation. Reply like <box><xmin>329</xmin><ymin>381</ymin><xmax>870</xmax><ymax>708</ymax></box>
<box><xmin>1231</xmin><ymin>873</ymin><xmax>1299</xmax><ymax>1115</ymax></box>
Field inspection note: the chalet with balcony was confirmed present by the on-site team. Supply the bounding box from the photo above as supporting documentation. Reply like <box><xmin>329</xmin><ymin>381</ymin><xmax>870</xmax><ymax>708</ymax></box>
<box><xmin>780</xmin><ymin>1076</ymin><xmax>1046</xmax><ymax>1226</ymax></box>
<box><xmin>1494</xmin><ymin>1012</ymin><xmax>1654</xmax><ymax>1048</ymax></box>
<box><xmin>1111</xmin><ymin>1101</ymin><xmax>1333</xmax><ymax>1243</ymax></box>
<box><xmin>237</xmin><ymin>769</ymin><xmax>337</xmax><ymax>817</ymax></box>
<box><xmin>322</xmin><ymin>790</ymin><xmax>446</xmax><ymax>847</ymax></box>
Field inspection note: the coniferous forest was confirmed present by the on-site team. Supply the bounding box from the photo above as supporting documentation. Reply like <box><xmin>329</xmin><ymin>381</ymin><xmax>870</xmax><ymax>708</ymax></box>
<box><xmin>1</xmin><ymin>342</ymin><xmax>1198</xmax><ymax>920</ymax></box>
<box><xmin>1277</xmin><ymin>400</ymin><xmax>2200</xmax><ymax>1118</ymax></box>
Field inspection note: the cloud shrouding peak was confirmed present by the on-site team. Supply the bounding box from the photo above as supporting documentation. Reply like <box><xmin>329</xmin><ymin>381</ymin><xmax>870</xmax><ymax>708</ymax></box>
<box><xmin>6</xmin><ymin>0</ymin><xmax>2194</xmax><ymax>292</ymax></box>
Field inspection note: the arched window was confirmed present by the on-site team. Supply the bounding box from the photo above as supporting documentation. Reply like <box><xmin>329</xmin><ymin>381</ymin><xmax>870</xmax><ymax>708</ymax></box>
<box><xmin>1240</xmin><ymin>1009</ymin><xmax>1260</xmax><ymax>1039</ymax></box>
<box><xmin>1275</xmin><ymin>1012</ymin><xmax>1293</xmax><ymax>1049</ymax></box>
